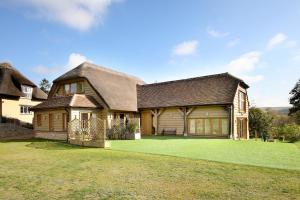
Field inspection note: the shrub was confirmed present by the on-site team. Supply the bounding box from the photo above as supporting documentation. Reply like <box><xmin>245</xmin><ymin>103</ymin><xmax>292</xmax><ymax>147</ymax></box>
<box><xmin>280</xmin><ymin>123</ymin><xmax>300</xmax><ymax>142</ymax></box>
<box><xmin>126</xmin><ymin>121</ymin><xmax>139</xmax><ymax>134</ymax></box>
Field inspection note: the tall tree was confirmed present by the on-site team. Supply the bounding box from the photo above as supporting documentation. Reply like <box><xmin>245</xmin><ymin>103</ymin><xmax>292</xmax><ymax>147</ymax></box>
<box><xmin>289</xmin><ymin>79</ymin><xmax>300</xmax><ymax>124</ymax></box>
<box><xmin>39</xmin><ymin>78</ymin><xmax>51</xmax><ymax>94</ymax></box>
<box><xmin>249</xmin><ymin>107</ymin><xmax>273</xmax><ymax>138</ymax></box>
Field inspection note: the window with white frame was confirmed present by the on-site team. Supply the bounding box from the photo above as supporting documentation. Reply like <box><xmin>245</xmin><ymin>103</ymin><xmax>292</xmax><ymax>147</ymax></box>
<box><xmin>21</xmin><ymin>85</ymin><xmax>33</xmax><ymax>99</ymax></box>
<box><xmin>20</xmin><ymin>105</ymin><xmax>31</xmax><ymax>114</ymax></box>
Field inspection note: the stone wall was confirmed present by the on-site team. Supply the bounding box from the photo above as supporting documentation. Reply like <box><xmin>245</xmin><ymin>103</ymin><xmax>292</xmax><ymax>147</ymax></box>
<box><xmin>0</xmin><ymin>123</ymin><xmax>33</xmax><ymax>139</ymax></box>
<box><xmin>35</xmin><ymin>131</ymin><xmax>67</xmax><ymax>140</ymax></box>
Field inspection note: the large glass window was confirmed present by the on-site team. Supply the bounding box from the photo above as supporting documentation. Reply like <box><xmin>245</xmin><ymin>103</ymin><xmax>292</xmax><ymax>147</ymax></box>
<box><xmin>239</xmin><ymin>91</ymin><xmax>246</xmax><ymax>112</ymax></box>
<box><xmin>64</xmin><ymin>82</ymin><xmax>84</xmax><ymax>95</ymax></box>
<box><xmin>70</xmin><ymin>83</ymin><xmax>77</xmax><ymax>94</ymax></box>
<box><xmin>189</xmin><ymin>118</ymin><xmax>229</xmax><ymax>136</ymax></box>
<box><xmin>204</xmin><ymin>119</ymin><xmax>211</xmax><ymax>135</ymax></box>
<box><xmin>212</xmin><ymin>119</ymin><xmax>219</xmax><ymax>134</ymax></box>
<box><xmin>196</xmin><ymin>119</ymin><xmax>204</xmax><ymax>135</ymax></box>
<box><xmin>221</xmin><ymin>119</ymin><xmax>229</xmax><ymax>135</ymax></box>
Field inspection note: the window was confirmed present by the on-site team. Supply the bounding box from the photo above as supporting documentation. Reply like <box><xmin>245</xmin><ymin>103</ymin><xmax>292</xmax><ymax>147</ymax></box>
<box><xmin>221</xmin><ymin>119</ymin><xmax>229</xmax><ymax>135</ymax></box>
<box><xmin>20</xmin><ymin>105</ymin><xmax>31</xmax><ymax>114</ymax></box>
<box><xmin>77</xmin><ymin>82</ymin><xmax>84</xmax><ymax>93</ymax></box>
<box><xmin>21</xmin><ymin>85</ymin><xmax>33</xmax><ymax>99</ymax></box>
<box><xmin>239</xmin><ymin>91</ymin><xmax>246</xmax><ymax>112</ymax></box>
<box><xmin>81</xmin><ymin>113</ymin><xmax>89</xmax><ymax>128</ymax></box>
<box><xmin>64</xmin><ymin>82</ymin><xmax>84</xmax><ymax>95</ymax></box>
<box><xmin>64</xmin><ymin>84</ymin><xmax>70</xmax><ymax>94</ymax></box>
<box><xmin>37</xmin><ymin>114</ymin><xmax>42</xmax><ymax>126</ymax></box>
<box><xmin>212</xmin><ymin>119</ymin><xmax>219</xmax><ymax>134</ymax></box>
<box><xmin>204</xmin><ymin>119</ymin><xmax>211</xmax><ymax>134</ymax></box>
<box><xmin>196</xmin><ymin>119</ymin><xmax>205</xmax><ymax>135</ymax></box>
<box><xmin>188</xmin><ymin>118</ymin><xmax>229</xmax><ymax>135</ymax></box>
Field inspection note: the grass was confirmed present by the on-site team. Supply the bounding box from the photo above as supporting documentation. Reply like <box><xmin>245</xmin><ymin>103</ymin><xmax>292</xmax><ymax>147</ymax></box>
<box><xmin>0</xmin><ymin>139</ymin><xmax>299</xmax><ymax>199</ymax></box>
<box><xmin>110</xmin><ymin>136</ymin><xmax>300</xmax><ymax>170</ymax></box>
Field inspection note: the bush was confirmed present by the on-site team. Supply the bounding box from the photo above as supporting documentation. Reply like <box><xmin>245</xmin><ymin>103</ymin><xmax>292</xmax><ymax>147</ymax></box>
<box><xmin>126</xmin><ymin>121</ymin><xmax>139</xmax><ymax>134</ymax></box>
<box><xmin>280</xmin><ymin>123</ymin><xmax>300</xmax><ymax>142</ymax></box>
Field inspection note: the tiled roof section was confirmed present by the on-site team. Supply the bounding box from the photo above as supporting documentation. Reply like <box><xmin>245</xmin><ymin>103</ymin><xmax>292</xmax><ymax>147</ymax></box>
<box><xmin>51</xmin><ymin>62</ymin><xmax>145</xmax><ymax>111</ymax></box>
<box><xmin>70</xmin><ymin>94</ymin><xmax>101</xmax><ymax>108</ymax></box>
<box><xmin>31</xmin><ymin>94</ymin><xmax>102</xmax><ymax>110</ymax></box>
<box><xmin>137</xmin><ymin>73</ymin><xmax>248</xmax><ymax>109</ymax></box>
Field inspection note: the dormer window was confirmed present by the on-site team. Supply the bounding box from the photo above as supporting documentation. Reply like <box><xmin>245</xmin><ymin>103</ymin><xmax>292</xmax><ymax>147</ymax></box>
<box><xmin>64</xmin><ymin>82</ymin><xmax>84</xmax><ymax>95</ymax></box>
<box><xmin>21</xmin><ymin>85</ymin><xmax>33</xmax><ymax>99</ymax></box>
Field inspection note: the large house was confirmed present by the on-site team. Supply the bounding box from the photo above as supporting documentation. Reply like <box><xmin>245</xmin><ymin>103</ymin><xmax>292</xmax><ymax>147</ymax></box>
<box><xmin>0</xmin><ymin>63</ymin><xmax>47</xmax><ymax>124</ymax></box>
<box><xmin>32</xmin><ymin>62</ymin><xmax>249</xmax><ymax>140</ymax></box>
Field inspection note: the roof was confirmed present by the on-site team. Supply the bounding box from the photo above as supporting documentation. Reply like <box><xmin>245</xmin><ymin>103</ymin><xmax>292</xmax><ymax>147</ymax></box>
<box><xmin>0</xmin><ymin>62</ymin><xmax>47</xmax><ymax>100</ymax></box>
<box><xmin>31</xmin><ymin>94</ymin><xmax>102</xmax><ymax>110</ymax></box>
<box><xmin>52</xmin><ymin>62</ymin><xmax>145</xmax><ymax>111</ymax></box>
<box><xmin>137</xmin><ymin>73</ymin><xmax>249</xmax><ymax>109</ymax></box>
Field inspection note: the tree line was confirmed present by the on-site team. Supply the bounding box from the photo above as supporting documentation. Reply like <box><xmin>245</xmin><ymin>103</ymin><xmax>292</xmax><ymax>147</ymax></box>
<box><xmin>249</xmin><ymin>79</ymin><xmax>300</xmax><ymax>142</ymax></box>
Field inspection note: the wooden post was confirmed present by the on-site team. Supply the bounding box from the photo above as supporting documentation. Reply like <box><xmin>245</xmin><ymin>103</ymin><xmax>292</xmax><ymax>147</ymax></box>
<box><xmin>178</xmin><ymin>107</ymin><xmax>194</xmax><ymax>136</ymax></box>
<box><xmin>151</xmin><ymin>109</ymin><xmax>163</xmax><ymax>135</ymax></box>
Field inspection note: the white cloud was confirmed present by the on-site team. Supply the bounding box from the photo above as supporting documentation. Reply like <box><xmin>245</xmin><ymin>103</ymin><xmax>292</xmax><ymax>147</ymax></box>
<box><xmin>225</xmin><ymin>51</ymin><xmax>264</xmax><ymax>84</ymax></box>
<box><xmin>66</xmin><ymin>53</ymin><xmax>91</xmax><ymax>69</ymax></box>
<box><xmin>227</xmin><ymin>38</ymin><xmax>240</xmax><ymax>48</ymax></box>
<box><xmin>10</xmin><ymin>0</ymin><xmax>120</xmax><ymax>31</ymax></box>
<box><xmin>267</xmin><ymin>33</ymin><xmax>287</xmax><ymax>49</ymax></box>
<box><xmin>207</xmin><ymin>27</ymin><xmax>229</xmax><ymax>38</ymax></box>
<box><xmin>32</xmin><ymin>53</ymin><xmax>91</xmax><ymax>76</ymax></box>
<box><xmin>172</xmin><ymin>40</ymin><xmax>198</xmax><ymax>56</ymax></box>
<box><xmin>286</xmin><ymin>40</ymin><xmax>297</xmax><ymax>48</ymax></box>
<box><xmin>227</xmin><ymin>51</ymin><xmax>262</xmax><ymax>74</ymax></box>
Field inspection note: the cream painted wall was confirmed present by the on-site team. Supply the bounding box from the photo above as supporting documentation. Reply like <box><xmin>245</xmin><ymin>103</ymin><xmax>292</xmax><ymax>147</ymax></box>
<box><xmin>233</xmin><ymin>84</ymin><xmax>249</xmax><ymax>139</ymax></box>
<box><xmin>2</xmin><ymin>98</ymin><xmax>43</xmax><ymax>124</ymax></box>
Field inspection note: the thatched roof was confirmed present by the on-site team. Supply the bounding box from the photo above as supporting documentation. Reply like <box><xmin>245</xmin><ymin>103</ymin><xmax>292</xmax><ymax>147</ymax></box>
<box><xmin>31</xmin><ymin>94</ymin><xmax>102</xmax><ymax>110</ymax></box>
<box><xmin>0</xmin><ymin>63</ymin><xmax>47</xmax><ymax>100</ymax></box>
<box><xmin>52</xmin><ymin>62</ymin><xmax>144</xmax><ymax>111</ymax></box>
<box><xmin>137</xmin><ymin>73</ymin><xmax>249</xmax><ymax>109</ymax></box>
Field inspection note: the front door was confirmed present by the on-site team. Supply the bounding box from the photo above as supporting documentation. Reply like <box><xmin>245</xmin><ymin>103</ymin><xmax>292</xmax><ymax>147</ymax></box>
<box><xmin>237</xmin><ymin>118</ymin><xmax>247</xmax><ymax>139</ymax></box>
<box><xmin>141</xmin><ymin>111</ymin><xmax>152</xmax><ymax>135</ymax></box>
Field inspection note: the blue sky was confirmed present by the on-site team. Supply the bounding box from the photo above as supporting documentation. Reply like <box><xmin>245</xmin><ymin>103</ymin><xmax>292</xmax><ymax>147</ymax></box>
<box><xmin>0</xmin><ymin>0</ymin><xmax>299</xmax><ymax>107</ymax></box>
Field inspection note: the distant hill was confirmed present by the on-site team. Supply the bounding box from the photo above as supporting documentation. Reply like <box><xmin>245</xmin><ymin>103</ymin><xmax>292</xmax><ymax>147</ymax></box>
<box><xmin>259</xmin><ymin>107</ymin><xmax>290</xmax><ymax>115</ymax></box>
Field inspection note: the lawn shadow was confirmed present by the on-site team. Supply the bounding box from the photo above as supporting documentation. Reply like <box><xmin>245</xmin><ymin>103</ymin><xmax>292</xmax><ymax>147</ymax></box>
<box><xmin>25</xmin><ymin>140</ymin><xmax>87</xmax><ymax>150</ymax></box>
<box><xmin>141</xmin><ymin>136</ymin><xmax>227</xmax><ymax>140</ymax></box>
<box><xmin>0</xmin><ymin>138</ymin><xmax>86</xmax><ymax>150</ymax></box>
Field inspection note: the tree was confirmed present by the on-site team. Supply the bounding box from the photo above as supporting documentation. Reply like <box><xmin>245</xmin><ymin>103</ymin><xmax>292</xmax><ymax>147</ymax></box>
<box><xmin>289</xmin><ymin>79</ymin><xmax>300</xmax><ymax>115</ymax></box>
<box><xmin>249</xmin><ymin>107</ymin><xmax>273</xmax><ymax>138</ymax></box>
<box><xmin>39</xmin><ymin>78</ymin><xmax>51</xmax><ymax>94</ymax></box>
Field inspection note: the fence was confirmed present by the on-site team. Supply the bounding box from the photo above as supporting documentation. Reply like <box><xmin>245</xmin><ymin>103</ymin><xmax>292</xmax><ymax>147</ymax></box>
<box><xmin>68</xmin><ymin>118</ymin><xmax>108</xmax><ymax>148</ymax></box>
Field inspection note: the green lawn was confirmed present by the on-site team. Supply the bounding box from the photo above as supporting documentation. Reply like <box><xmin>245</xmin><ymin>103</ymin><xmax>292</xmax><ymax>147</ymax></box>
<box><xmin>0</xmin><ymin>139</ymin><xmax>299</xmax><ymax>199</ymax></box>
<box><xmin>111</xmin><ymin>136</ymin><xmax>300</xmax><ymax>170</ymax></box>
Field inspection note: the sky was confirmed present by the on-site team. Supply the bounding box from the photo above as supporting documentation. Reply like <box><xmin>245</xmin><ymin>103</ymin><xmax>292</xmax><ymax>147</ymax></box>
<box><xmin>0</xmin><ymin>0</ymin><xmax>299</xmax><ymax>107</ymax></box>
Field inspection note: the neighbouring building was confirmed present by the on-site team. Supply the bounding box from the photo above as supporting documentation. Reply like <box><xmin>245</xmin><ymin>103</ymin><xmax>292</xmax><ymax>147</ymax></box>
<box><xmin>0</xmin><ymin>63</ymin><xmax>47</xmax><ymax>124</ymax></box>
<box><xmin>32</xmin><ymin>62</ymin><xmax>249</xmax><ymax>140</ymax></box>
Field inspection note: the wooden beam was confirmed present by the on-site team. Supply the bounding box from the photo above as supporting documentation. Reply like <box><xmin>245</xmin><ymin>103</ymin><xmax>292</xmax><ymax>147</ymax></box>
<box><xmin>151</xmin><ymin>109</ymin><xmax>164</xmax><ymax>136</ymax></box>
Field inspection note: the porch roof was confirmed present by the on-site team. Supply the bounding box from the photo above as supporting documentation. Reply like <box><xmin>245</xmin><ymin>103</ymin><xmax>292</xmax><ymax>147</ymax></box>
<box><xmin>31</xmin><ymin>94</ymin><xmax>103</xmax><ymax>110</ymax></box>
